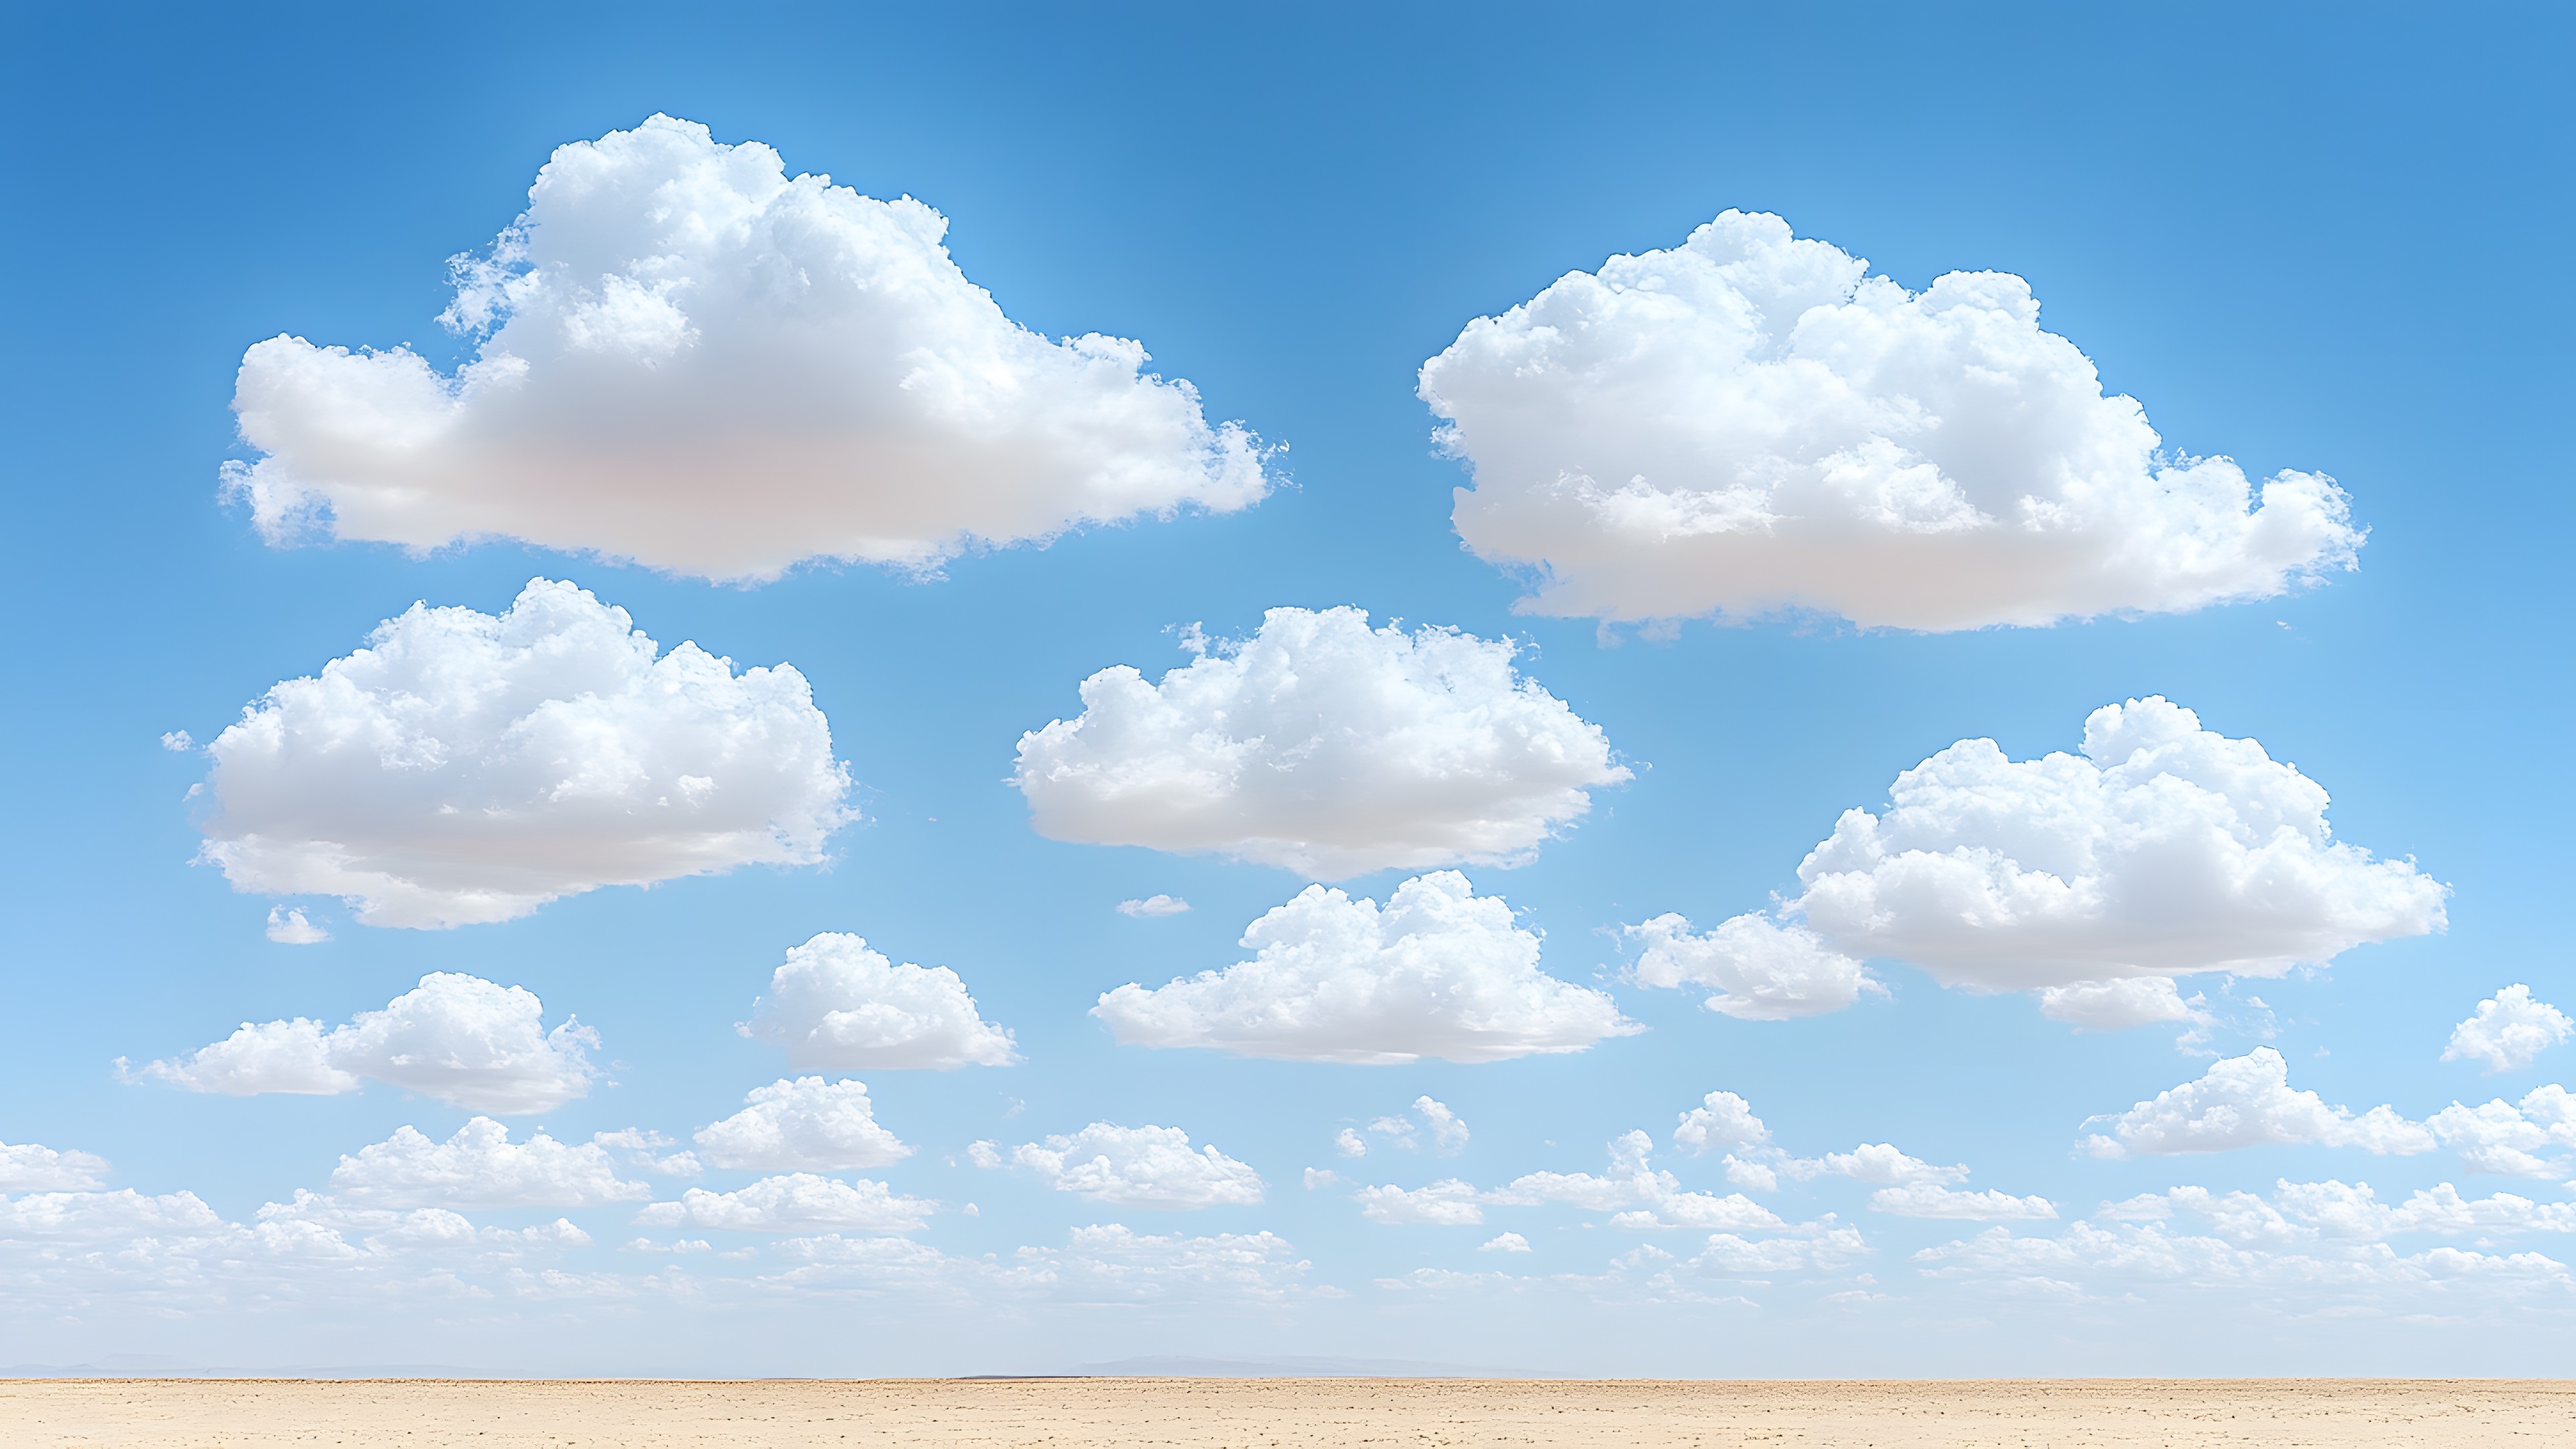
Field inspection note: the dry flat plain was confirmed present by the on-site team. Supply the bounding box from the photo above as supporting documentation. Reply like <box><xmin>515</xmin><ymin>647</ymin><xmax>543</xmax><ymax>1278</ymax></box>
<box><xmin>3</xmin><ymin>1378</ymin><xmax>2574</xmax><ymax>1448</ymax></box>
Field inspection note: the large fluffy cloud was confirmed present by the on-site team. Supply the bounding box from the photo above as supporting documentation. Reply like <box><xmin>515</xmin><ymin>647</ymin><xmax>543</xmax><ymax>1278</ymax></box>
<box><xmin>197</xmin><ymin>578</ymin><xmax>852</xmax><ymax>928</ymax></box>
<box><xmin>2445</xmin><ymin>986</ymin><xmax>2573</xmax><ymax>1075</ymax></box>
<box><xmin>2423</xmin><ymin>1087</ymin><xmax>2576</xmax><ymax>1177</ymax></box>
<box><xmin>2082</xmin><ymin>1049</ymin><xmax>2436</xmax><ymax>1159</ymax></box>
<box><xmin>973</xmin><ymin>1124</ymin><xmax>1264</xmax><ymax>1210</ymax></box>
<box><xmin>1093</xmin><ymin>871</ymin><xmax>1638</xmax><ymax>1064</ymax></box>
<box><xmin>1791</xmin><ymin>697</ymin><xmax>2445</xmax><ymax>994</ymax></box>
<box><xmin>329</xmin><ymin>1118</ymin><xmax>652</xmax><ymax>1208</ymax></box>
<box><xmin>692</xmin><ymin>1077</ymin><xmax>911</xmax><ymax>1171</ymax></box>
<box><xmin>1421</xmin><ymin>209</ymin><xmax>2363</xmax><ymax>631</ymax></box>
<box><xmin>224</xmin><ymin>115</ymin><xmax>1270</xmax><ymax>581</ymax></box>
<box><xmin>1013</xmin><ymin>607</ymin><xmax>1629</xmax><ymax>877</ymax></box>
<box><xmin>739</xmin><ymin>932</ymin><xmax>1016</xmax><ymax>1071</ymax></box>
<box><xmin>1627</xmin><ymin>912</ymin><xmax>1880</xmax><ymax>1019</ymax></box>
<box><xmin>131</xmin><ymin>973</ymin><xmax>598</xmax><ymax>1114</ymax></box>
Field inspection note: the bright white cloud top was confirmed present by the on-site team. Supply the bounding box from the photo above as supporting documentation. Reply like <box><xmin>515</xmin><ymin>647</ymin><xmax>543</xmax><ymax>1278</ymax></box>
<box><xmin>1421</xmin><ymin>209</ymin><xmax>2364</xmax><ymax>631</ymax></box>
<box><xmin>2445</xmin><ymin>985</ymin><xmax>2573</xmax><ymax>1075</ymax></box>
<box><xmin>975</xmin><ymin>1123</ymin><xmax>1264</xmax><ymax>1210</ymax></box>
<box><xmin>692</xmin><ymin>1077</ymin><xmax>912</xmax><ymax>1172</ymax></box>
<box><xmin>2082</xmin><ymin>1049</ymin><xmax>2436</xmax><ymax>1158</ymax></box>
<box><xmin>635</xmin><ymin>1175</ymin><xmax>934</xmax><ymax>1232</ymax></box>
<box><xmin>224</xmin><ymin>115</ymin><xmax>1270</xmax><ymax>581</ymax></box>
<box><xmin>0</xmin><ymin>1140</ymin><xmax>111</xmax><ymax>1192</ymax></box>
<box><xmin>1093</xmin><ymin>871</ymin><xmax>1638</xmax><ymax>1063</ymax></box>
<box><xmin>2035</xmin><ymin>977</ymin><xmax>2210</xmax><ymax>1032</ymax></box>
<box><xmin>133</xmin><ymin>972</ymin><xmax>599</xmax><ymax>1114</ymax></box>
<box><xmin>2424</xmin><ymin>1087</ymin><xmax>2576</xmax><ymax>1177</ymax></box>
<box><xmin>1013</xmin><ymin>607</ymin><xmax>1629</xmax><ymax>877</ymax></box>
<box><xmin>740</xmin><ymin>932</ymin><xmax>1017</xmax><ymax>1071</ymax></box>
<box><xmin>1788</xmin><ymin>697</ymin><xmax>2445</xmax><ymax>994</ymax></box>
<box><xmin>196</xmin><ymin>578</ymin><xmax>851</xmax><ymax>929</ymax></box>
<box><xmin>329</xmin><ymin>1118</ymin><xmax>653</xmax><ymax>1208</ymax></box>
<box><xmin>1627</xmin><ymin>912</ymin><xmax>1880</xmax><ymax>1019</ymax></box>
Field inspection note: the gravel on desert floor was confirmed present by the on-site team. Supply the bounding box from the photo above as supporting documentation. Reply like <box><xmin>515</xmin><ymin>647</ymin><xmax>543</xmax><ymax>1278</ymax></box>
<box><xmin>3</xmin><ymin>1377</ymin><xmax>2574</xmax><ymax>1448</ymax></box>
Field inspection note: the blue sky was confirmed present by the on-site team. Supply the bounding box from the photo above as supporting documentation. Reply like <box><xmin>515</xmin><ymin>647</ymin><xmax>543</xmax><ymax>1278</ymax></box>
<box><xmin>1</xmin><ymin>3</ymin><xmax>2570</xmax><ymax>1376</ymax></box>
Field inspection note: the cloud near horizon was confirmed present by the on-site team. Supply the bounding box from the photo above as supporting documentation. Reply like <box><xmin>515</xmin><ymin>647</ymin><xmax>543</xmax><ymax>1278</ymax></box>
<box><xmin>224</xmin><ymin>115</ymin><xmax>1271</xmax><ymax>581</ymax></box>
<box><xmin>1422</xmin><ymin>209</ymin><xmax>2363</xmax><ymax>631</ymax></box>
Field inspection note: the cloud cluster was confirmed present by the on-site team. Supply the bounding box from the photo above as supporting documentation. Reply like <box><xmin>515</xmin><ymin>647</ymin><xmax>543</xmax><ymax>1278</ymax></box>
<box><xmin>1870</xmin><ymin>1184</ymin><xmax>2057</xmax><ymax>1221</ymax></box>
<box><xmin>2082</xmin><ymin>1049</ymin><xmax>2436</xmax><ymax>1158</ymax></box>
<box><xmin>0</xmin><ymin>1140</ymin><xmax>111</xmax><ymax>1192</ymax></box>
<box><xmin>133</xmin><ymin>973</ymin><xmax>599</xmax><ymax>1113</ymax></box>
<box><xmin>198</xmin><ymin>578</ymin><xmax>852</xmax><ymax>928</ymax></box>
<box><xmin>1014</xmin><ymin>607</ymin><xmax>1629</xmax><ymax>877</ymax></box>
<box><xmin>2424</xmin><ymin>1086</ymin><xmax>2576</xmax><ymax>1177</ymax></box>
<box><xmin>974</xmin><ymin>1123</ymin><xmax>1264</xmax><ymax>1210</ymax></box>
<box><xmin>740</xmin><ymin>932</ymin><xmax>1017</xmax><ymax>1071</ymax></box>
<box><xmin>1421</xmin><ymin>209</ymin><xmax>2363</xmax><ymax>631</ymax></box>
<box><xmin>1479</xmin><ymin>1131</ymin><xmax>1785</xmax><ymax>1232</ymax></box>
<box><xmin>2035</xmin><ymin>977</ymin><xmax>2210</xmax><ymax>1032</ymax></box>
<box><xmin>1794</xmin><ymin>697</ymin><xmax>2446</xmax><ymax>993</ymax></box>
<box><xmin>2446</xmin><ymin>986</ymin><xmax>2572</xmax><ymax>1075</ymax></box>
<box><xmin>329</xmin><ymin>1118</ymin><xmax>653</xmax><ymax>1208</ymax></box>
<box><xmin>635</xmin><ymin>1174</ymin><xmax>934</xmax><ymax>1232</ymax></box>
<box><xmin>1094</xmin><ymin>871</ymin><xmax>1638</xmax><ymax>1063</ymax></box>
<box><xmin>692</xmin><ymin>1077</ymin><xmax>911</xmax><ymax>1172</ymax></box>
<box><xmin>225</xmin><ymin>115</ymin><xmax>1269</xmax><ymax>581</ymax></box>
<box><xmin>1628</xmin><ymin>912</ymin><xmax>1879</xmax><ymax>1019</ymax></box>
<box><xmin>1118</xmin><ymin>894</ymin><xmax>1190</xmax><ymax>918</ymax></box>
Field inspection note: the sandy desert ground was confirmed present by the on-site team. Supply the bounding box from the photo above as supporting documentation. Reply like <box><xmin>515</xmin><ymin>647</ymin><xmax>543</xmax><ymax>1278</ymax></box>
<box><xmin>3</xmin><ymin>1377</ymin><xmax>2573</xmax><ymax>1448</ymax></box>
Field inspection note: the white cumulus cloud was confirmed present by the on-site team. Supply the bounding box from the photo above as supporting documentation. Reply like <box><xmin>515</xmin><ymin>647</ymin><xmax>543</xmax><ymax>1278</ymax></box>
<box><xmin>1117</xmin><ymin>894</ymin><xmax>1190</xmax><ymax>918</ymax></box>
<box><xmin>1870</xmin><ymin>1184</ymin><xmax>2058</xmax><ymax>1221</ymax></box>
<box><xmin>1355</xmin><ymin>1180</ymin><xmax>1485</xmax><ymax>1226</ymax></box>
<box><xmin>1014</xmin><ymin>607</ymin><xmax>1629</xmax><ymax>877</ymax></box>
<box><xmin>1480</xmin><ymin>1232</ymin><xmax>1532</xmax><ymax>1252</ymax></box>
<box><xmin>1421</xmin><ymin>209</ymin><xmax>2363</xmax><ymax>631</ymax></box>
<box><xmin>2037</xmin><ymin>977</ymin><xmax>2210</xmax><ymax>1032</ymax></box>
<box><xmin>0</xmin><ymin>1140</ymin><xmax>112</xmax><ymax>1192</ymax></box>
<box><xmin>2082</xmin><ymin>1049</ymin><xmax>2436</xmax><ymax>1159</ymax></box>
<box><xmin>634</xmin><ymin>1174</ymin><xmax>933</xmax><ymax>1232</ymax></box>
<box><xmin>977</xmin><ymin>1123</ymin><xmax>1263</xmax><ymax>1211</ymax></box>
<box><xmin>197</xmin><ymin>578</ymin><xmax>852</xmax><ymax>928</ymax></box>
<box><xmin>692</xmin><ymin>1077</ymin><xmax>910</xmax><ymax>1171</ymax></box>
<box><xmin>2424</xmin><ymin>1086</ymin><xmax>2576</xmax><ymax>1177</ymax></box>
<box><xmin>329</xmin><ymin>1118</ymin><xmax>651</xmax><ymax>1207</ymax></box>
<box><xmin>133</xmin><ymin>972</ymin><xmax>600</xmax><ymax>1114</ymax></box>
<box><xmin>1791</xmin><ymin>697</ymin><xmax>2446</xmax><ymax>994</ymax></box>
<box><xmin>1093</xmin><ymin>871</ymin><xmax>1638</xmax><ymax>1064</ymax></box>
<box><xmin>264</xmin><ymin>906</ymin><xmax>329</xmax><ymax>944</ymax></box>
<box><xmin>224</xmin><ymin>115</ymin><xmax>1269</xmax><ymax>582</ymax></box>
<box><xmin>740</xmin><ymin>932</ymin><xmax>1016</xmax><ymax>1071</ymax></box>
<box><xmin>2445</xmin><ymin>985</ymin><xmax>2573</xmax><ymax>1075</ymax></box>
<box><xmin>1672</xmin><ymin>1091</ymin><xmax>1772</xmax><ymax>1157</ymax></box>
<box><xmin>1628</xmin><ymin>912</ymin><xmax>1880</xmax><ymax>1019</ymax></box>
<box><xmin>1787</xmin><ymin>1143</ymin><xmax>1970</xmax><ymax>1186</ymax></box>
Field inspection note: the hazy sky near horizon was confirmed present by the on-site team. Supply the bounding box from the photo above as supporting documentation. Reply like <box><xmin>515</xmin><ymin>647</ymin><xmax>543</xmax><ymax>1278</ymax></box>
<box><xmin>1</xmin><ymin>2</ymin><xmax>2571</xmax><ymax>1377</ymax></box>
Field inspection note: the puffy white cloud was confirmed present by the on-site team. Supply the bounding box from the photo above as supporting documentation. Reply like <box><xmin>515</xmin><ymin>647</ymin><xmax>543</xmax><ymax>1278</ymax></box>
<box><xmin>197</xmin><ymin>578</ymin><xmax>852</xmax><ymax>928</ymax></box>
<box><xmin>1412</xmin><ymin>1097</ymin><xmax>1470</xmax><ymax>1153</ymax></box>
<box><xmin>1481</xmin><ymin>1232</ymin><xmax>1532</xmax><ymax>1252</ymax></box>
<box><xmin>1355</xmin><ymin>1180</ymin><xmax>1485</xmax><ymax>1226</ymax></box>
<box><xmin>1359</xmin><ymin>1097</ymin><xmax>1470</xmax><ymax>1155</ymax></box>
<box><xmin>2424</xmin><ymin>1086</ymin><xmax>2576</xmax><ymax>1177</ymax></box>
<box><xmin>740</xmin><ymin>932</ymin><xmax>1016</xmax><ymax>1071</ymax></box>
<box><xmin>0</xmin><ymin>1189</ymin><xmax>222</xmax><ymax>1241</ymax></box>
<box><xmin>160</xmin><ymin>730</ymin><xmax>194</xmax><ymax>753</ymax></box>
<box><xmin>2446</xmin><ymin>986</ymin><xmax>2573</xmax><ymax>1075</ymax></box>
<box><xmin>1787</xmin><ymin>1143</ymin><xmax>1970</xmax><ymax>1186</ymax></box>
<box><xmin>225</xmin><ymin>115</ymin><xmax>1269</xmax><ymax>582</ymax></box>
<box><xmin>264</xmin><ymin>906</ymin><xmax>329</xmax><ymax>944</ymax></box>
<box><xmin>1871</xmin><ymin>1184</ymin><xmax>2057</xmax><ymax>1221</ymax></box>
<box><xmin>691</xmin><ymin>1077</ymin><xmax>910</xmax><ymax>1171</ymax></box>
<box><xmin>2037</xmin><ymin>977</ymin><xmax>2209</xmax><ymax>1031</ymax></box>
<box><xmin>1486</xmin><ymin>1131</ymin><xmax>1784</xmax><ymax>1232</ymax></box>
<box><xmin>1421</xmin><ymin>209</ymin><xmax>2362</xmax><ymax>631</ymax></box>
<box><xmin>1014</xmin><ymin>608</ymin><xmax>1628</xmax><ymax>878</ymax></box>
<box><xmin>1117</xmin><ymin>894</ymin><xmax>1190</xmax><ymax>918</ymax></box>
<box><xmin>635</xmin><ymin>1173</ymin><xmax>933</xmax><ymax>1232</ymax></box>
<box><xmin>592</xmin><ymin>1129</ymin><xmax>702</xmax><ymax>1177</ymax></box>
<box><xmin>1334</xmin><ymin>1128</ymin><xmax>1367</xmax><ymax>1158</ymax></box>
<box><xmin>977</xmin><ymin>1123</ymin><xmax>1263</xmax><ymax>1210</ymax></box>
<box><xmin>0</xmin><ymin>1140</ymin><xmax>111</xmax><ymax>1192</ymax></box>
<box><xmin>2104</xmin><ymin>1179</ymin><xmax>2576</xmax><ymax>1244</ymax></box>
<box><xmin>1628</xmin><ymin>912</ymin><xmax>1880</xmax><ymax>1019</ymax></box>
<box><xmin>1916</xmin><ymin>1218</ymin><xmax>2575</xmax><ymax>1305</ymax></box>
<box><xmin>1790</xmin><ymin>698</ymin><xmax>2446</xmax><ymax>994</ymax></box>
<box><xmin>1672</xmin><ymin>1091</ymin><xmax>1772</xmax><ymax>1157</ymax></box>
<box><xmin>133</xmin><ymin>973</ymin><xmax>599</xmax><ymax>1114</ymax></box>
<box><xmin>1094</xmin><ymin>871</ymin><xmax>1638</xmax><ymax>1065</ymax></box>
<box><xmin>329</xmin><ymin>1118</ymin><xmax>651</xmax><ymax>1207</ymax></box>
<box><xmin>2082</xmin><ymin>1049</ymin><xmax>2436</xmax><ymax>1159</ymax></box>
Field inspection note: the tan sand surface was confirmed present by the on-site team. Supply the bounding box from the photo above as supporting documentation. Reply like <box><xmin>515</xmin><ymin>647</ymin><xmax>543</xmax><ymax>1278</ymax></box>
<box><xmin>2</xmin><ymin>1377</ymin><xmax>2571</xmax><ymax>1448</ymax></box>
